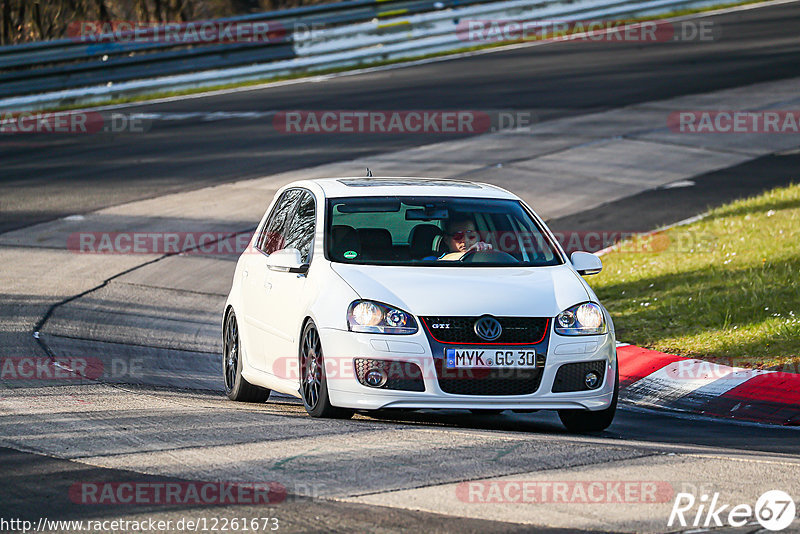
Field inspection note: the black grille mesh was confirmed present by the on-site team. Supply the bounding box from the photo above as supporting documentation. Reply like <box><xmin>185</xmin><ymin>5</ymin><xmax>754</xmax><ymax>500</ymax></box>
<box><xmin>422</xmin><ymin>316</ymin><xmax>548</xmax><ymax>344</ymax></box>
<box><xmin>434</xmin><ymin>358</ymin><xmax>544</xmax><ymax>396</ymax></box>
<box><xmin>354</xmin><ymin>358</ymin><xmax>426</xmax><ymax>392</ymax></box>
<box><xmin>552</xmin><ymin>360</ymin><xmax>606</xmax><ymax>393</ymax></box>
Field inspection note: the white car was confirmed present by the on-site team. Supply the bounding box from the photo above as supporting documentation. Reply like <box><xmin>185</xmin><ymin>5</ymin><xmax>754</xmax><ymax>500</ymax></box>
<box><xmin>223</xmin><ymin>177</ymin><xmax>617</xmax><ymax>432</ymax></box>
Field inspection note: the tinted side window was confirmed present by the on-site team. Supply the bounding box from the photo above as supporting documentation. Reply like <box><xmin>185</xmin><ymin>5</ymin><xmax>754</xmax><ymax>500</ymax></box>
<box><xmin>258</xmin><ymin>189</ymin><xmax>302</xmax><ymax>254</ymax></box>
<box><xmin>284</xmin><ymin>191</ymin><xmax>316</xmax><ymax>263</ymax></box>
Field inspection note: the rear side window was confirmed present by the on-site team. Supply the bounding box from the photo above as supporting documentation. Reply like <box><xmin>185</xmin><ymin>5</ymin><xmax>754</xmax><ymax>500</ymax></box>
<box><xmin>258</xmin><ymin>189</ymin><xmax>302</xmax><ymax>254</ymax></box>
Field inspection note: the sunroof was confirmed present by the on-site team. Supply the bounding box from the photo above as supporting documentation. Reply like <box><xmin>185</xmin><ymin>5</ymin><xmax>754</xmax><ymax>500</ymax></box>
<box><xmin>338</xmin><ymin>178</ymin><xmax>481</xmax><ymax>188</ymax></box>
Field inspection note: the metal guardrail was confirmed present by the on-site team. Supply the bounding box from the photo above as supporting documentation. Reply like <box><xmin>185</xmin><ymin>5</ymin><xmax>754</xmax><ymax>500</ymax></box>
<box><xmin>0</xmin><ymin>0</ymin><xmax>726</xmax><ymax>109</ymax></box>
<box><xmin>0</xmin><ymin>0</ymin><xmax>466</xmax><ymax>69</ymax></box>
<box><xmin>0</xmin><ymin>0</ymin><xmax>408</xmax><ymax>57</ymax></box>
<box><xmin>0</xmin><ymin>0</ymin><xmax>501</xmax><ymax>99</ymax></box>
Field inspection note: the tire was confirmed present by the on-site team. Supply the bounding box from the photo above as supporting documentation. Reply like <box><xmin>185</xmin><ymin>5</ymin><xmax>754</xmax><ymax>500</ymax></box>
<box><xmin>223</xmin><ymin>310</ymin><xmax>270</xmax><ymax>403</ymax></box>
<box><xmin>558</xmin><ymin>363</ymin><xmax>618</xmax><ymax>433</ymax></box>
<box><xmin>300</xmin><ymin>320</ymin><xmax>353</xmax><ymax>419</ymax></box>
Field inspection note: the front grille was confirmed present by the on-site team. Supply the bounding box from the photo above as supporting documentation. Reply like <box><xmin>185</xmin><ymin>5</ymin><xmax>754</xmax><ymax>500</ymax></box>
<box><xmin>354</xmin><ymin>358</ymin><xmax>426</xmax><ymax>392</ymax></box>
<box><xmin>421</xmin><ymin>316</ymin><xmax>549</xmax><ymax>344</ymax></box>
<box><xmin>552</xmin><ymin>360</ymin><xmax>606</xmax><ymax>393</ymax></box>
<box><xmin>434</xmin><ymin>359</ymin><xmax>544</xmax><ymax>395</ymax></box>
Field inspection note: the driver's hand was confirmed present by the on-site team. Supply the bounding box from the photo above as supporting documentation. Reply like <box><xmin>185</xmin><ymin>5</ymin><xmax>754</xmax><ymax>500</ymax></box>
<box><xmin>467</xmin><ymin>241</ymin><xmax>493</xmax><ymax>252</ymax></box>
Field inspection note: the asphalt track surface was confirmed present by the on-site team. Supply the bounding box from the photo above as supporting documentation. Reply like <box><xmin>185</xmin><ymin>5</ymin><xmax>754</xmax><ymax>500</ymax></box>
<box><xmin>1</xmin><ymin>448</ymin><xmax>551</xmax><ymax>534</ymax></box>
<box><xmin>2</xmin><ymin>1</ymin><xmax>800</xmax><ymax>233</ymax></box>
<box><xmin>547</xmin><ymin>151</ymin><xmax>800</xmax><ymax>234</ymax></box>
<box><xmin>3</xmin><ymin>2</ymin><xmax>800</xmax><ymax>532</ymax></box>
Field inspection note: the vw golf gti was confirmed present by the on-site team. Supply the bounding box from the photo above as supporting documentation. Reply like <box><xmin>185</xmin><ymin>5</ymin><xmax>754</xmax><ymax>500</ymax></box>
<box><xmin>223</xmin><ymin>177</ymin><xmax>618</xmax><ymax>432</ymax></box>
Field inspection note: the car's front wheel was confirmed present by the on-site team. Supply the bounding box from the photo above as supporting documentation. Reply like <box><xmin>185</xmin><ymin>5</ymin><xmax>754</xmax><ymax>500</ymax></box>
<box><xmin>223</xmin><ymin>310</ymin><xmax>270</xmax><ymax>403</ymax></box>
<box><xmin>300</xmin><ymin>320</ymin><xmax>353</xmax><ymax>419</ymax></box>
<box><xmin>557</xmin><ymin>364</ymin><xmax>618</xmax><ymax>433</ymax></box>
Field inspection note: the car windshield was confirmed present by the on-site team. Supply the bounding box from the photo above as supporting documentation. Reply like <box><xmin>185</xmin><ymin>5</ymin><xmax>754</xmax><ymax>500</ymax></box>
<box><xmin>326</xmin><ymin>196</ymin><xmax>563</xmax><ymax>266</ymax></box>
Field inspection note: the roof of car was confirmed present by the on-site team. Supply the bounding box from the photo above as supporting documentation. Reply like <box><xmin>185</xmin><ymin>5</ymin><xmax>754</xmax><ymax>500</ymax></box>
<box><xmin>291</xmin><ymin>177</ymin><xmax>518</xmax><ymax>199</ymax></box>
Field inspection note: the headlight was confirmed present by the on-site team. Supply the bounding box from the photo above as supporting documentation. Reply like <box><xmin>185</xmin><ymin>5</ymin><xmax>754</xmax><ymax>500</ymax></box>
<box><xmin>554</xmin><ymin>302</ymin><xmax>606</xmax><ymax>336</ymax></box>
<box><xmin>347</xmin><ymin>300</ymin><xmax>418</xmax><ymax>335</ymax></box>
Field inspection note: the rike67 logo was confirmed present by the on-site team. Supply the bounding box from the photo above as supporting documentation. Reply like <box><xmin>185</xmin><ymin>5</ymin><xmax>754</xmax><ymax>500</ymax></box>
<box><xmin>669</xmin><ymin>490</ymin><xmax>796</xmax><ymax>531</ymax></box>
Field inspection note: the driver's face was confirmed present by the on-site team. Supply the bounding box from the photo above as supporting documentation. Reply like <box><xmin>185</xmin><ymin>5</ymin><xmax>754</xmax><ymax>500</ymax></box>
<box><xmin>447</xmin><ymin>221</ymin><xmax>479</xmax><ymax>252</ymax></box>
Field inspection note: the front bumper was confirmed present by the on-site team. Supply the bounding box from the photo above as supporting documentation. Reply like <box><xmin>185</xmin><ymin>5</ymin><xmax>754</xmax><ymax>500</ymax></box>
<box><xmin>320</xmin><ymin>326</ymin><xmax>616</xmax><ymax>411</ymax></box>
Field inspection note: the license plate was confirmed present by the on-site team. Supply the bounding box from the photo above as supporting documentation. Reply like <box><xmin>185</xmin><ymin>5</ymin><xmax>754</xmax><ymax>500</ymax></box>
<box><xmin>445</xmin><ymin>348</ymin><xmax>539</xmax><ymax>369</ymax></box>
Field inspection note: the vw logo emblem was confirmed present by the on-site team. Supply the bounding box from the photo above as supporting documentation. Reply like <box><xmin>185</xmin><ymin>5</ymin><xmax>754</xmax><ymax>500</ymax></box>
<box><xmin>474</xmin><ymin>316</ymin><xmax>502</xmax><ymax>341</ymax></box>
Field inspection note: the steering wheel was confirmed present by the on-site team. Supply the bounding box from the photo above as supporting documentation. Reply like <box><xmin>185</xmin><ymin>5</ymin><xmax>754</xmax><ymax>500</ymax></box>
<box><xmin>459</xmin><ymin>249</ymin><xmax>518</xmax><ymax>264</ymax></box>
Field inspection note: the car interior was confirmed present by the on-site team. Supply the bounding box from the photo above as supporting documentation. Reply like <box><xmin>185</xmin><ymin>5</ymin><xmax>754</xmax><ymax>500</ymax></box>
<box><xmin>330</xmin><ymin>224</ymin><xmax>447</xmax><ymax>261</ymax></box>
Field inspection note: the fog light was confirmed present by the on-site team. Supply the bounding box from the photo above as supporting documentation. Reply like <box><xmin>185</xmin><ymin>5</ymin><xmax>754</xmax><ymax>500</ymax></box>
<box><xmin>584</xmin><ymin>371</ymin><xmax>600</xmax><ymax>389</ymax></box>
<box><xmin>365</xmin><ymin>368</ymin><xmax>388</xmax><ymax>387</ymax></box>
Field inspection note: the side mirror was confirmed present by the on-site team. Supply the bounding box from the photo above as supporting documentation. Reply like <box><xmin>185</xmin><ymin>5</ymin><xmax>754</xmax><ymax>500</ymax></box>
<box><xmin>571</xmin><ymin>251</ymin><xmax>602</xmax><ymax>276</ymax></box>
<box><xmin>266</xmin><ymin>248</ymin><xmax>309</xmax><ymax>274</ymax></box>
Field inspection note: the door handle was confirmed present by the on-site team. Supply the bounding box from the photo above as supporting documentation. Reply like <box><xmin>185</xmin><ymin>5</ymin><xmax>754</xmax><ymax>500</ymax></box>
<box><xmin>242</xmin><ymin>270</ymin><xmax>248</xmax><ymax>278</ymax></box>
<box><xmin>264</xmin><ymin>281</ymin><xmax>272</xmax><ymax>290</ymax></box>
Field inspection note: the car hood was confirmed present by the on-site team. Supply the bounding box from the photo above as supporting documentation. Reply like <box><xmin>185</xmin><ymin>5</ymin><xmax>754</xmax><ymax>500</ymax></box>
<box><xmin>330</xmin><ymin>263</ymin><xmax>590</xmax><ymax>317</ymax></box>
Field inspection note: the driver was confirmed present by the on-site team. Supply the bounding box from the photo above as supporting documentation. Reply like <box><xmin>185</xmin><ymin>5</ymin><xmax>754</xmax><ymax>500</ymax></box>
<box><xmin>438</xmin><ymin>217</ymin><xmax>492</xmax><ymax>260</ymax></box>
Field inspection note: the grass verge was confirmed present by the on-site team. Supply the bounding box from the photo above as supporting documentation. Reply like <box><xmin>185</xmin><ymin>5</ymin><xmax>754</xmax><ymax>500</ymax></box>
<box><xmin>593</xmin><ymin>183</ymin><xmax>800</xmax><ymax>369</ymax></box>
